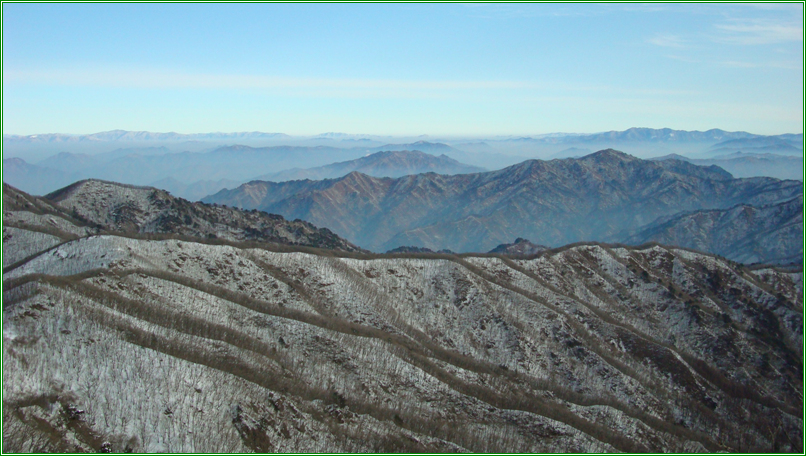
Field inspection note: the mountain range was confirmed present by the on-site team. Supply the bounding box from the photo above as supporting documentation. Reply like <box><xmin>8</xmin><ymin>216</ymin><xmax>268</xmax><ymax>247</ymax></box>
<box><xmin>4</xmin><ymin>127</ymin><xmax>801</xmax><ymax>199</ymax></box>
<box><xmin>2</xmin><ymin>130</ymin><xmax>292</xmax><ymax>143</ymax></box>
<box><xmin>500</xmin><ymin>128</ymin><xmax>801</xmax><ymax>146</ymax></box>
<box><xmin>3</xmin><ymin>177</ymin><xmax>802</xmax><ymax>452</ymax></box>
<box><xmin>2</xmin><ymin>157</ymin><xmax>74</xmax><ymax>196</ymax></box>
<box><xmin>2</xmin><ymin>145</ymin><xmax>477</xmax><ymax>199</ymax></box>
<box><xmin>204</xmin><ymin>149</ymin><xmax>802</xmax><ymax>263</ymax></box>
<box><xmin>253</xmin><ymin>150</ymin><xmax>485</xmax><ymax>182</ymax></box>
<box><xmin>707</xmin><ymin>137</ymin><xmax>803</xmax><ymax>156</ymax></box>
<box><xmin>5</xmin><ymin>128</ymin><xmax>801</xmax><ymax>147</ymax></box>
<box><xmin>653</xmin><ymin>152</ymin><xmax>803</xmax><ymax>180</ymax></box>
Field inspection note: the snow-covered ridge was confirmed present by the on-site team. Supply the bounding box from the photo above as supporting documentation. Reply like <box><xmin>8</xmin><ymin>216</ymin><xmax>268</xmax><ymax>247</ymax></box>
<box><xmin>8</xmin><ymin>179</ymin><xmax>363</xmax><ymax>253</ymax></box>
<box><xmin>3</xmin><ymin>229</ymin><xmax>802</xmax><ymax>452</ymax></box>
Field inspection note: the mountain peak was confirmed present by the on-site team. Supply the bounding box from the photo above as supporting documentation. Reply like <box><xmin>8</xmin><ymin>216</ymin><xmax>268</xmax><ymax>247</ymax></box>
<box><xmin>489</xmin><ymin>237</ymin><xmax>549</xmax><ymax>256</ymax></box>
<box><xmin>651</xmin><ymin>153</ymin><xmax>691</xmax><ymax>162</ymax></box>
<box><xmin>370</xmin><ymin>141</ymin><xmax>457</xmax><ymax>154</ymax></box>
<box><xmin>45</xmin><ymin>178</ymin><xmax>157</xmax><ymax>203</ymax></box>
<box><xmin>212</xmin><ymin>144</ymin><xmax>256</xmax><ymax>152</ymax></box>
<box><xmin>250</xmin><ymin>149</ymin><xmax>483</xmax><ymax>182</ymax></box>
<box><xmin>583</xmin><ymin>148</ymin><xmax>635</xmax><ymax>160</ymax></box>
<box><xmin>375</xmin><ymin>149</ymin><xmax>429</xmax><ymax>157</ymax></box>
<box><xmin>341</xmin><ymin>170</ymin><xmax>376</xmax><ymax>181</ymax></box>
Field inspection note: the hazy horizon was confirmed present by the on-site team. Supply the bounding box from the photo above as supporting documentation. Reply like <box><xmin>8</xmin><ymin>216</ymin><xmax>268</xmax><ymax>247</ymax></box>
<box><xmin>4</xmin><ymin>126</ymin><xmax>805</xmax><ymax>138</ymax></box>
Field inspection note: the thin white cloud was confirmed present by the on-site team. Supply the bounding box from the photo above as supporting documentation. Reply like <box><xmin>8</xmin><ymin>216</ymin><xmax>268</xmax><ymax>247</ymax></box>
<box><xmin>718</xmin><ymin>60</ymin><xmax>801</xmax><ymax>70</ymax></box>
<box><xmin>647</xmin><ymin>34</ymin><xmax>688</xmax><ymax>48</ymax></box>
<box><xmin>3</xmin><ymin>68</ymin><xmax>540</xmax><ymax>92</ymax></box>
<box><xmin>768</xmin><ymin>60</ymin><xmax>801</xmax><ymax>70</ymax></box>
<box><xmin>745</xmin><ymin>3</ymin><xmax>804</xmax><ymax>12</ymax></box>
<box><xmin>665</xmin><ymin>55</ymin><xmax>701</xmax><ymax>64</ymax></box>
<box><xmin>719</xmin><ymin>60</ymin><xmax>759</xmax><ymax>68</ymax></box>
<box><xmin>714</xmin><ymin>19</ymin><xmax>803</xmax><ymax>45</ymax></box>
<box><xmin>459</xmin><ymin>3</ymin><xmax>605</xmax><ymax>19</ymax></box>
<box><xmin>2</xmin><ymin>67</ymin><xmax>699</xmax><ymax>98</ymax></box>
<box><xmin>623</xmin><ymin>4</ymin><xmax>726</xmax><ymax>16</ymax></box>
<box><xmin>623</xmin><ymin>4</ymin><xmax>667</xmax><ymax>13</ymax></box>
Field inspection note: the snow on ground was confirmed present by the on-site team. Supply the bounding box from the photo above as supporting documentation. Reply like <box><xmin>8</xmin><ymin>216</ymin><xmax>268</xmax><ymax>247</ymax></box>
<box><xmin>3</xmin><ymin>210</ymin><xmax>91</xmax><ymax>237</ymax></box>
<box><xmin>3</xmin><ymin>226</ymin><xmax>63</xmax><ymax>267</ymax></box>
<box><xmin>3</xmin><ymin>234</ymin><xmax>802</xmax><ymax>453</ymax></box>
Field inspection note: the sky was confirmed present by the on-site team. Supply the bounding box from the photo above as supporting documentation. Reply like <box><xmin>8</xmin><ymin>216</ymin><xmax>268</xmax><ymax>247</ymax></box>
<box><xmin>2</xmin><ymin>3</ymin><xmax>803</xmax><ymax>136</ymax></box>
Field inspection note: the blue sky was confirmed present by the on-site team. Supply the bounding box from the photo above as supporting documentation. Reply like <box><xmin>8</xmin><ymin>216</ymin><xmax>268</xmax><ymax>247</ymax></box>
<box><xmin>3</xmin><ymin>3</ymin><xmax>803</xmax><ymax>136</ymax></box>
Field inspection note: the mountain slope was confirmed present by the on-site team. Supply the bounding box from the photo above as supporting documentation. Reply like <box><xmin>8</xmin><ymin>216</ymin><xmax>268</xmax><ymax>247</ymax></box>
<box><xmin>620</xmin><ymin>195</ymin><xmax>803</xmax><ymax>264</ymax></box>
<box><xmin>653</xmin><ymin>152</ymin><xmax>804</xmax><ymax>180</ymax></box>
<box><xmin>37</xmin><ymin>180</ymin><xmax>361</xmax><ymax>252</ymax></box>
<box><xmin>253</xmin><ymin>150</ymin><xmax>485</xmax><ymax>182</ymax></box>
<box><xmin>204</xmin><ymin>150</ymin><xmax>802</xmax><ymax>256</ymax></box>
<box><xmin>78</xmin><ymin>144</ymin><xmax>362</xmax><ymax>183</ymax></box>
<box><xmin>3</xmin><ymin>145</ymin><xmax>371</xmax><ymax>196</ymax></box>
<box><xmin>2</xmin><ymin>158</ymin><xmax>74</xmax><ymax>195</ymax></box>
<box><xmin>709</xmin><ymin>136</ymin><xmax>803</xmax><ymax>152</ymax></box>
<box><xmin>3</xmin><ymin>182</ymin><xmax>96</xmax><ymax>267</ymax></box>
<box><xmin>149</xmin><ymin>177</ymin><xmax>244</xmax><ymax>202</ymax></box>
<box><xmin>3</xmin><ymin>232</ymin><xmax>802</xmax><ymax>452</ymax></box>
<box><xmin>369</xmin><ymin>140</ymin><xmax>462</xmax><ymax>155</ymax></box>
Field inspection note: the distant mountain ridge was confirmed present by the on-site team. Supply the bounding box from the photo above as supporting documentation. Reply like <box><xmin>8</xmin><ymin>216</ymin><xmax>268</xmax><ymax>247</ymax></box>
<box><xmin>204</xmin><ymin>149</ymin><xmax>802</xmax><ymax>262</ymax></box>
<box><xmin>501</xmin><ymin>128</ymin><xmax>801</xmax><ymax>145</ymax></box>
<box><xmin>2</xmin><ymin>145</ymin><xmax>370</xmax><ymax>197</ymax></box>
<box><xmin>652</xmin><ymin>152</ymin><xmax>804</xmax><ymax>180</ymax></box>
<box><xmin>5</xmin><ymin>128</ymin><xmax>802</xmax><ymax>198</ymax></box>
<box><xmin>3</xmin><ymin>130</ymin><xmax>291</xmax><ymax>143</ymax></box>
<box><xmin>2</xmin><ymin>143</ymin><xmax>480</xmax><ymax>200</ymax></box>
<box><xmin>148</xmin><ymin>177</ymin><xmax>244</xmax><ymax>202</ymax></box>
<box><xmin>254</xmin><ymin>150</ymin><xmax>485</xmax><ymax>182</ymax></box>
<box><xmin>10</xmin><ymin>127</ymin><xmax>799</xmax><ymax>147</ymax></box>
<box><xmin>2</xmin><ymin>157</ymin><xmax>73</xmax><ymax>195</ymax></box>
<box><xmin>709</xmin><ymin>136</ymin><xmax>803</xmax><ymax>150</ymax></box>
<box><xmin>368</xmin><ymin>140</ymin><xmax>461</xmax><ymax>154</ymax></box>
